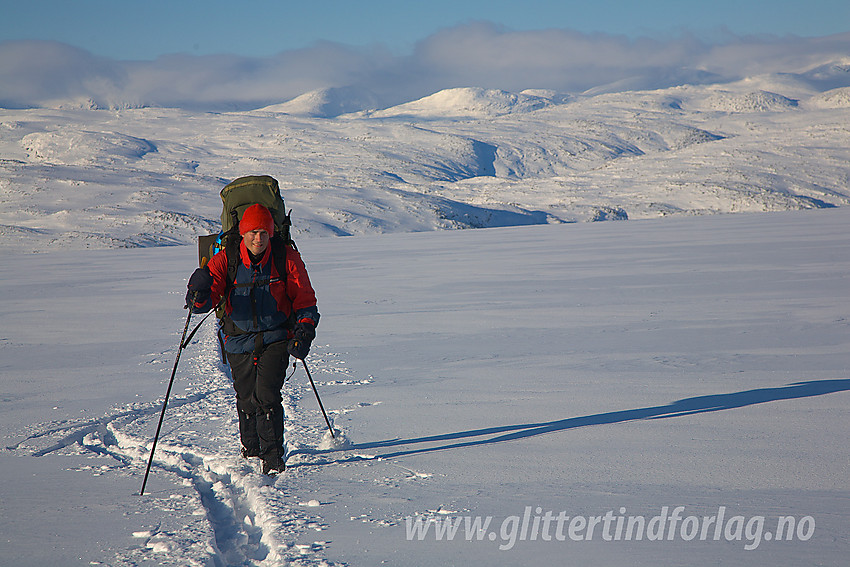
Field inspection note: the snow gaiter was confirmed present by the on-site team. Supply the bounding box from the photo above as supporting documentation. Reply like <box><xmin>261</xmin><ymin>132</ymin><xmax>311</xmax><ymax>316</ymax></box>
<box><xmin>256</xmin><ymin>405</ymin><xmax>285</xmax><ymax>460</ymax></box>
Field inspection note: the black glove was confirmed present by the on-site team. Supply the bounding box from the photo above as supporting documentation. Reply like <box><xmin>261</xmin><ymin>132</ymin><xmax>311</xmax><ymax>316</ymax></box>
<box><xmin>186</xmin><ymin>267</ymin><xmax>213</xmax><ymax>308</ymax></box>
<box><xmin>287</xmin><ymin>321</ymin><xmax>316</xmax><ymax>360</ymax></box>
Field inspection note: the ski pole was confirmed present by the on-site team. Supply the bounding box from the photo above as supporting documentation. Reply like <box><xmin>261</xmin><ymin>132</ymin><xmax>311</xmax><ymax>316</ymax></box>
<box><xmin>298</xmin><ymin>357</ymin><xmax>335</xmax><ymax>438</ymax></box>
<box><xmin>140</xmin><ymin>292</ymin><xmax>197</xmax><ymax>496</ymax></box>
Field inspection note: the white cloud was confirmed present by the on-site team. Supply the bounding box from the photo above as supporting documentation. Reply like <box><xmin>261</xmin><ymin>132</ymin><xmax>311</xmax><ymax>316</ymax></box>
<box><xmin>0</xmin><ymin>41</ymin><xmax>128</xmax><ymax>107</ymax></box>
<box><xmin>1</xmin><ymin>25</ymin><xmax>848</xmax><ymax>111</ymax></box>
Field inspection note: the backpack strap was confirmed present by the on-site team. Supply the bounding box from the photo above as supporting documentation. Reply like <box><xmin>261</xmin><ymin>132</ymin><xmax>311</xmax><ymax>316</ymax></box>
<box><xmin>270</xmin><ymin>233</ymin><xmax>296</xmax><ymax>330</ymax></box>
<box><xmin>270</xmin><ymin>208</ymin><xmax>296</xmax><ymax>327</ymax></box>
<box><xmin>222</xmin><ymin>230</ymin><xmax>241</xmax><ymax>307</ymax></box>
<box><xmin>216</xmin><ymin>215</ymin><xmax>242</xmax><ymax>333</ymax></box>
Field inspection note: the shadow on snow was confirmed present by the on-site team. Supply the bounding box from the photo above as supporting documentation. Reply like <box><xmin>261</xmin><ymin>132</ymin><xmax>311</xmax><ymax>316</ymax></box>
<box><xmin>339</xmin><ymin>378</ymin><xmax>850</xmax><ymax>460</ymax></box>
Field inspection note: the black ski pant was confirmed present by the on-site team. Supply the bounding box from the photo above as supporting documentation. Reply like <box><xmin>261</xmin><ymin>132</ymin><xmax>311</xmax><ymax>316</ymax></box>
<box><xmin>226</xmin><ymin>340</ymin><xmax>289</xmax><ymax>461</ymax></box>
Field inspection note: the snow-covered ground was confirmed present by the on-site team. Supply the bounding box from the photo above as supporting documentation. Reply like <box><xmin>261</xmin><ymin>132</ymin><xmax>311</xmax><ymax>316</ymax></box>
<box><xmin>1</xmin><ymin>208</ymin><xmax>848</xmax><ymax>566</ymax></box>
<box><xmin>1</xmin><ymin>54</ymin><xmax>850</xmax><ymax>566</ymax></box>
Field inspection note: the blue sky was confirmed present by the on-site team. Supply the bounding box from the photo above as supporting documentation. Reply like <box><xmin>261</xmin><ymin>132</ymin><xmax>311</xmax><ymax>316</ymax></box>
<box><xmin>2</xmin><ymin>0</ymin><xmax>849</xmax><ymax>60</ymax></box>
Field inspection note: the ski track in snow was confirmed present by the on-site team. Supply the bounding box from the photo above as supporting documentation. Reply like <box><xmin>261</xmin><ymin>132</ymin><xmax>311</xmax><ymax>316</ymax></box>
<box><xmin>4</xmin><ymin>321</ymin><xmax>372</xmax><ymax>567</ymax></box>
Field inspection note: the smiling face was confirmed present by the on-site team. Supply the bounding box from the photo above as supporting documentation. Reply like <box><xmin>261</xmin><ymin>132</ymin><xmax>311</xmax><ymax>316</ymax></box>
<box><xmin>242</xmin><ymin>228</ymin><xmax>270</xmax><ymax>256</ymax></box>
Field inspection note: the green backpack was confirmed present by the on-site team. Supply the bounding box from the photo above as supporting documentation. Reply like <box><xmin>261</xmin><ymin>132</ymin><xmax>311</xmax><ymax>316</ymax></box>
<box><xmin>198</xmin><ymin>175</ymin><xmax>294</xmax><ymax>267</ymax></box>
<box><xmin>219</xmin><ymin>175</ymin><xmax>292</xmax><ymax>237</ymax></box>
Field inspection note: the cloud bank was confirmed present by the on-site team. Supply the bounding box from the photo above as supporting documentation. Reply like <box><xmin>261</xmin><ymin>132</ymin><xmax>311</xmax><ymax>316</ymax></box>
<box><xmin>2</xmin><ymin>23</ymin><xmax>849</xmax><ymax>111</ymax></box>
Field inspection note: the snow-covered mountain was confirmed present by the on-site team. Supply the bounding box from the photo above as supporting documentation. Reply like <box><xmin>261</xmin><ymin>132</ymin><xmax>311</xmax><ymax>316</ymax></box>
<box><xmin>810</xmin><ymin>86</ymin><xmax>850</xmax><ymax>108</ymax></box>
<box><xmin>256</xmin><ymin>86</ymin><xmax>383</xmax><ymax>118</ymax></box>
<box><xmin>1</xmin><ymin>56</ymin><xmax>850</xmax><ymax>256</ymax></box>
<box><xmin>366</xmin><ymin>87</ymin><xmax>553</xmax><ymax>118</ymax></box>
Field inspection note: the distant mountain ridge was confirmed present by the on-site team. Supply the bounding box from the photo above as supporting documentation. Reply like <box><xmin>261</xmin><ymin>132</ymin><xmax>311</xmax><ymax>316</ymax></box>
<box><xmin>253</xmin><ymin>57</ymin><xmax>850</xmax><ymax>120</ymax></box>
<box><xmin>1</xmin><ymin>55</ymin><xmax>850</xmax><ymax>252</ymax></box>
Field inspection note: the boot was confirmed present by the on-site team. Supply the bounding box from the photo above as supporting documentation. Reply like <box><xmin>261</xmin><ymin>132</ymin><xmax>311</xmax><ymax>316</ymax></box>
<box><xmin>241</xmin><ymin>446</ymin><xmax>260</xmax><ymax>459</ymax></box>
<box><xmin>262</xmin><ymin>455</ymin><xmax>286</xmax><ymax>476</ymax></box>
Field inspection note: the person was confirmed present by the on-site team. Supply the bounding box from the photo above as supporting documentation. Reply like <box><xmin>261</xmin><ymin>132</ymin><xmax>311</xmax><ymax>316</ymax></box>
<box><xmin>185</xmin><ymin>203</ymin><xmax>319</xmax><ymax>475</ymax></box>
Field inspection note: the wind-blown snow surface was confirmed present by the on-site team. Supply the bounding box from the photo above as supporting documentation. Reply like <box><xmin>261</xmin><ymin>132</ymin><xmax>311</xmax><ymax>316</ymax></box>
<box><xmin>2</xmin><ymin>62</ymin><xmax>850</xmax><ymax>253</ymax></box>
<box><xmin>1</xmin><ymin>208</ymin><xmax>848</xmax><ymax>566</ymax></box>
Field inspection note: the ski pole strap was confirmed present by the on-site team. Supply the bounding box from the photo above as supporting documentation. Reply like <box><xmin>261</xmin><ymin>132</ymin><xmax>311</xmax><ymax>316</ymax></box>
<box><xmin>181</xmin><ymin>310</ymin><xmax>215</xmax><ymax>349</ymax></box>
<box><xmin>285</xmin><ymin>361</ymin><xmax>297</xmax><ymax>382</ymax></box>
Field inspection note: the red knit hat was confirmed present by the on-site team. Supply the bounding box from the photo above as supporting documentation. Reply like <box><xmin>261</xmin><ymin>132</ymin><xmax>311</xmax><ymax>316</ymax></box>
<box><xmin>239</xmin><ymin>204</ymin><xmax>274</xmax><ymax>235</ymax></box>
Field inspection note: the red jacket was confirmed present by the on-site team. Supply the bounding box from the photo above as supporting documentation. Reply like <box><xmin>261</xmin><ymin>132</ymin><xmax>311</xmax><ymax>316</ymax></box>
<box><xmin>202</xmin><ymin>240</ymin><xmax>318</xmax><ymax>352</ymax></box>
